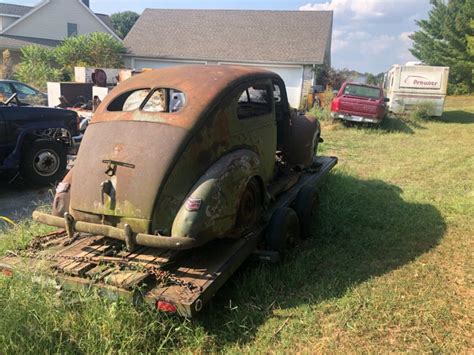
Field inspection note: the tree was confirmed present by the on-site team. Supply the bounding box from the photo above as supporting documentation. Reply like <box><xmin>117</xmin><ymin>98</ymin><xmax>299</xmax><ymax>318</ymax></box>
<box><xmin>410</xmin><ymin>0</ymin><xmax>474</xmax><ymax>94</ymax></box>
<box><xmin>366</xmin><ymin>72</ymin><xmax>385</xmax><ymax>86</ymax></box>
<box><xmin>314</xmin><ymin>65</ymin><xmax>346</xmax><ymax>90</ymax></box>
<box><xmin>110</xmin><ymin>11</ymin><xmax>140</xmax><ymax>39</ymax></box>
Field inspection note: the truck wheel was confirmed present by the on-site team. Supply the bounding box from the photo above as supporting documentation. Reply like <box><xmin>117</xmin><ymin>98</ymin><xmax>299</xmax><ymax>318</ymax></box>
<box><xmin>20</xmin><ymin>139</ymin><xmax>67</xmax><ymax>186</ymax></box>
<box><xmin>266</xmin><ymin>207</ymin><xmax>300</xmax><ymax>254</ymax></box>
<box><xmin>236</xmin><ymin>177</ymin><xmax>263</xmax><ymax>235</ymax></box>
<box><xmin>293</xmin><ymin>185</ymin><xmax>319</xmax><ymax>239</ymax></box>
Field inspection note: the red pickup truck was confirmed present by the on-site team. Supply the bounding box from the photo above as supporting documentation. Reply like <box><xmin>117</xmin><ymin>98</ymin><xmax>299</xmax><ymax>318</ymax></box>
<box><xmin>330</xmin><ymin>82</ymin><xmax>388</xmax><ymax>125</ymax></box>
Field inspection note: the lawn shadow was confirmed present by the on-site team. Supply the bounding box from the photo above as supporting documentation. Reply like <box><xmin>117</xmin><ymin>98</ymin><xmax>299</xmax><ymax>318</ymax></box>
<box><xmin>435</xmin><ymin>110</ymin><xmax>474</xmax><ymax>124</ymax></box>
<box><xmin>342</xmin><ymin>116</ymin><xmax>423</xmax><ymax>134</ymax></box>
<box><xmin>198</xmin><ymin>171</ymin><xmax>446</xmax><ymax>346</ymax></box>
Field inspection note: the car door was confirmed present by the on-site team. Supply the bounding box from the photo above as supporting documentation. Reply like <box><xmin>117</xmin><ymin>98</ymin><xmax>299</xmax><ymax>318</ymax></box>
<box><xmin>231</xmin><ymin>79</ymin><xmax>277</xmax><ymax>182</ymax></box>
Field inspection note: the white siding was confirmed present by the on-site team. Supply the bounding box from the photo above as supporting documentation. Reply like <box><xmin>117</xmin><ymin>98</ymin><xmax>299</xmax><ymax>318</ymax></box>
<box><xmin>3</xmin><ymin>0</ymin><xmax>113</xmax><ymax>40</ymax></box>
<box><xmin>0</xmin><ymin>16</ymin><xmax>18</xmax><ymax>31</ymax></box>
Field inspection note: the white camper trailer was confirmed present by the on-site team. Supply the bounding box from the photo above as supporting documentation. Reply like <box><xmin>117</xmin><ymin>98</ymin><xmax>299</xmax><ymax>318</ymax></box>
<box><xmin>383</xmin><ymin>64</ymin><xmax>449</xmax><ymax>117</ymax></box>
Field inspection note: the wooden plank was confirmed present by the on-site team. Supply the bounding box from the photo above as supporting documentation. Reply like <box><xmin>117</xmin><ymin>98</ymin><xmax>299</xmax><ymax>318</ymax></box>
<box><xmin>63</xmin><ymin>240</ymin><xmax>121</xmax><ymax>276</ymax></box>
<box><xmin>148</xmin><ymin>238</ymin><xmax>248</xmax><ymax>304</ymax></box>
<box><xmin>56</xmin><ymin>236</ymin><xmax>117</xmax><ymax>275</ymax></box>
<box><xmin>105</xmin><ymin>247</ymin><xmax>177</xmax><ymax>289</ymax></box>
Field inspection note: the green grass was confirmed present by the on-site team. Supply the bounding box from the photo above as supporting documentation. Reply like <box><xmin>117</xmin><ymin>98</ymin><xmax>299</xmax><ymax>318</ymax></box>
<box><xmin>0</xmin><ymin>96</ymin><xmax>473</xmax><ymax>352</ymax></box>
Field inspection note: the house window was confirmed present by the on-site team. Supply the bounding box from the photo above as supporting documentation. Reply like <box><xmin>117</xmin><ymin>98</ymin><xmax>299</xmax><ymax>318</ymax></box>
<box><xmin>67</xmin><ymin>23</ymin><xmax>78</xmax><ymax>37</ymax></box>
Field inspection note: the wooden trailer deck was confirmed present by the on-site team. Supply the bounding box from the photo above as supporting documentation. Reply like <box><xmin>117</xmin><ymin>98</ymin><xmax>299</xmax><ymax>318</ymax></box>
<box><xmin>0</xmin><ymin>156</ymin><xmax>337</xmax><ymax>317</ymax></box>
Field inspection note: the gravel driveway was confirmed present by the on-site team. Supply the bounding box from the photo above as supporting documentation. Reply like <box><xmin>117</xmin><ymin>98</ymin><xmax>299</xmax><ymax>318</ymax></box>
<box><xmin>0</xmin><ymin>178</ymin><xmax>53</xmax><ymax>221</ymax></box>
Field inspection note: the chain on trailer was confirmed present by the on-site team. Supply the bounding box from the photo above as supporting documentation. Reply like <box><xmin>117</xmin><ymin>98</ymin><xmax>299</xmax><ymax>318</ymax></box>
<box><xmin>7</xmin><ymin>230</ymin><xmax>201</xmax><ymax>293</ymax></box>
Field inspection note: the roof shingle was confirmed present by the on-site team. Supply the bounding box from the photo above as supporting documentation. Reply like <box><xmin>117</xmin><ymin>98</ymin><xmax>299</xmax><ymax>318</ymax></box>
<box><xmin>0</xmin><ymin>3</ymin><xmax>32</xmax><ymax>17</ymax></box>
<box><xmin>0</xmin><ymin>34</ymin><xmax>61</xmax><ymax>49</ymax></box>
<box><xmin>124</xmin><ymin>9</ymin><xmax>333</xmax><ymax>65</ymax></box>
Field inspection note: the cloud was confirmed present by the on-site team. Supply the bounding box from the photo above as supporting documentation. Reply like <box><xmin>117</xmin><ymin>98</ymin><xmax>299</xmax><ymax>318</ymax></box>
<box><xmin>300</xmin><ymin>0</ymin><xmax>430</xmax><ymax>72</ymax></box>
<box><xmin>300</xmin><ymin>0</ymin><xmax>428</xmax><ymax>21</ymax></box>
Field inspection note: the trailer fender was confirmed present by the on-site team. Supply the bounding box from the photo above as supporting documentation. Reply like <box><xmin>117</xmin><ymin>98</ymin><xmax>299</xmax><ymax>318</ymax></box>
<box><xmin>172</xmin><ymin>149</ymin><xmax>262</xmax><ymax>242</ymax></box>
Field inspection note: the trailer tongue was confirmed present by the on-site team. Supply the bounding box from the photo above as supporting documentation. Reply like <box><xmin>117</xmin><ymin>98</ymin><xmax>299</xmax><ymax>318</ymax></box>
<box><xmin>0</xmin><ymin>156</ymin><xmax>337</xmax><ymax>318</ymax></box>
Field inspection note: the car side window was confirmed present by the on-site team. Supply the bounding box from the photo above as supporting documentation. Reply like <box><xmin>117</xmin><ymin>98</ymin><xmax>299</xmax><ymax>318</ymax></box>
<box><xmin>273</xmin><ymin>84</ymin><xmax>281</xmax><ymax>103</ymax></box>
<box><xmin>0</xmin><ymin>83</ymin><xmax>13</xmax><ymax>102</ymax></box>
<box><xmin>12</xmin><ymin>83</ymin><xmax>37</xmax><ymax>96</ymax></box>
<box><xmin>237</xmin><ymin>84</ymin><xmax>271</xmax><ymax>119</ymax></box>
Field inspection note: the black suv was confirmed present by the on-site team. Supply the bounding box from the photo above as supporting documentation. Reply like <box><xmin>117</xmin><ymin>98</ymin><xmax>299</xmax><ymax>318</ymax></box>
<box><xmin>0</xmin><ymin>93</ymin><xmax>79</xmax><ymax>186</ymax></box>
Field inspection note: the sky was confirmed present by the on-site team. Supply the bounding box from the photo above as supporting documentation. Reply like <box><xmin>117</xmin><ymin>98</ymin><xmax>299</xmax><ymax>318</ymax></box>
<box><xmin>9</xmin><ymin>0</ymin><xmax>432</xmax><ymax>73</ymax></box>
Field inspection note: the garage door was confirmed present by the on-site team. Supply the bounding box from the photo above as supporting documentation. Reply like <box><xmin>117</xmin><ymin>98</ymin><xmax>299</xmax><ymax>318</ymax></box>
<box><xmin>133</xmin><ymin>59</ymin><xmax>207</xmax><ymax>70</ymax></box>
<box><xmin>220</xmin><ymin>63</ymin><xmax>304</xmax><ymax>108</ymax></box>
<box><xmin>132</xmin><ymin>59</ymin><xmax>303</xmax><ymax>108</ymax></box>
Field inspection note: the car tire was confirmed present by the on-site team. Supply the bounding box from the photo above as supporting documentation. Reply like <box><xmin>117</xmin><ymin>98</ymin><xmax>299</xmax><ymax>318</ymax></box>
<box><xmin>236</xmin><ymin>177</ymin><xmax>263</xmax><ymax>235</ymax></box>
<box><xmin>293</xmin><ymin>185</ymin><xmax>319</xmax><ymax>239</ymax></box>
<box><xmin>266</xmin><ymin>207</ymin><xmax>300</xmax><ymax>254</ymax></box>
<box><xmin>20</xmin><ymin>139</ymin><xmax>67</xmax><ymax>186</ymax></box>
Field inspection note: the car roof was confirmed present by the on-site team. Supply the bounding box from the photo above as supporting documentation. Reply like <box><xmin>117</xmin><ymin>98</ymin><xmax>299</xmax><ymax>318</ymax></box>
<box><xmin>343</xmin><ymin>82</ymin><xmax>382</xmax><ymax>89</ymax></box>
<box><xmin>94</xmin><ymin>65</ymin><xmax>281</xmax><ymax>130</ymax></box>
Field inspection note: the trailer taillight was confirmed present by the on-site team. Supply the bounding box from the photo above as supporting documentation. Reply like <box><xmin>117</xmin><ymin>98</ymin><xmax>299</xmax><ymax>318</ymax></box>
<box><xmin>1</xmin><ymin>268</ymin><xmax>13</xmax><ymax>277</ymax></box>
<box><xmin>156</xmin><ymin>300</ymin><xmax>177</xmax><ymax>313</ymax></box>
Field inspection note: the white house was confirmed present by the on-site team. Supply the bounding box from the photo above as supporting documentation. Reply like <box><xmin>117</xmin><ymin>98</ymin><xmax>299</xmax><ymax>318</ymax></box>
<box><xmin>0</xmin><ymin>0</ymin><xmax>119</xmax><ymax>75</ymax></box>
<box><xmin>123</xmin><ymin>9</ymin><xmax>333</xmax><ymax>108</ymax></box>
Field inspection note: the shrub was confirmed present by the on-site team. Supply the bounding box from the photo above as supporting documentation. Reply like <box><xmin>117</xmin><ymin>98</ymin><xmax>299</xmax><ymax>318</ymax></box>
<box><xmin>15</xmin><ymin>45</ymin><xmax>61</xmax><ymax>91</ymax></box>
<box><xmin>55</xmin><ymin>33</ymin><xmax>126</xmax><ymax>70</ymax></box>
<box><xmin>308</xmin><ymin>86</ymin><xmax>335</xmax><ymax>121</ymax></box>
<box><xmin>15</xmin><ymin>33</ymin><xmax>125</xmax><ymax>90</ymax></box>
<box><xmin>410</xmin><ymin>102</ymin><xmax>435</xmax><ymax>121</ymax></box>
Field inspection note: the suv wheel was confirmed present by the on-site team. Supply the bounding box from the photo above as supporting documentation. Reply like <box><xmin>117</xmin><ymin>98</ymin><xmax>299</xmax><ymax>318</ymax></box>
<box><xmin>21</xmin><ymin>139</ymin><xmax>67</xmax><ymax>186</ymax></box>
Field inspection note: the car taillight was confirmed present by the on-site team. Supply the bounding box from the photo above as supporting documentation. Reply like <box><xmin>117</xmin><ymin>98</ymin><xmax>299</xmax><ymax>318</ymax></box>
<box><xmin>331</xmin><ymin>98</ymin><xmax>340</xmax><ymax>112</ymax></box>
<box><xmin>156</xmin><ymin>300</ymin><xmax>177</xmax><ymax>313</ymax></box>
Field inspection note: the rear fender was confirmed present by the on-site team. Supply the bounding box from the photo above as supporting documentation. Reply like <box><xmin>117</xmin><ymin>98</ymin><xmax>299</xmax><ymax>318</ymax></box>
<box><xmin>171</xmin><ymin>149</ymin><xmax>262</xmax><ymax>242</ymax></box>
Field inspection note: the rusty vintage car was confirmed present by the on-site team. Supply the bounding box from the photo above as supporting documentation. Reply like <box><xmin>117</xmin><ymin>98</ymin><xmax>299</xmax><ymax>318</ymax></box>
<box><xmin>33</xmin><ymin>65</ymin><xmax>322</xmax><ymax>251</ymax></box>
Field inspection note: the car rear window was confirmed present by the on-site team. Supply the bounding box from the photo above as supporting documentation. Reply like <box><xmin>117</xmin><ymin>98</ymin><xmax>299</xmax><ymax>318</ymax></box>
<box><xmin>108</xmin><ymin>88</ymin><xmax>186</xmax><ymax>113</ymax></box>
<box><xmin>343</xmin><ymin>84</ymin><xmax>381</xmax><ymax>99</ymax></box>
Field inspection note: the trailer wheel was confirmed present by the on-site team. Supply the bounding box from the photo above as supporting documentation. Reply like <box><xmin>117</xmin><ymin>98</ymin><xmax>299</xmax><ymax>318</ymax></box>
<box><xmin>266</xmin><ymin>207</ymin><xmax>300</xmax><ymax>254</ymax></box>
<box><xmin>294</xmin><ymin>185</ymin><xmax>319</xmax><ymax>239</ymax></box>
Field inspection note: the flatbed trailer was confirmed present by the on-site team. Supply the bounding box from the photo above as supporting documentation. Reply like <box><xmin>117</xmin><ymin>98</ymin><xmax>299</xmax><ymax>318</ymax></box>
<box><xmin>0</xmin><ymin>156</ymin><xmax>337</xmax><ymax>317</ymax></box>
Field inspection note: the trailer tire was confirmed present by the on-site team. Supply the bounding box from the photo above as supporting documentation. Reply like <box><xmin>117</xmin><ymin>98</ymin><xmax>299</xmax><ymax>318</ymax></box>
<box><xmin>266</xmin><ymin>207</ymin><xmax>300</xmax><ymax>254</ymax></box>
<box><xmin>294</xmin><ymin>186</ymin><xmax>319</xmax><ymax>239</ymax></box>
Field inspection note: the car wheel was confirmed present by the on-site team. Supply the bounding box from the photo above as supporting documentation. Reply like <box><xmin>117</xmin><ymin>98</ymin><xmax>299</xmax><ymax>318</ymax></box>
<box><xmin>236</xmin><ymin>177</ymin><xmax>263</xmax><ymax>235</ymax></box>
<box><xmin>293</xmin><ymin>185</ymin><xmax>319</xmax><ymax>239</ymax></box>
<box><xmin>20</xmin><ymin>139</ymin><xmax>67</xmax><ymax>186</ymax></box>
<box><xmin>266</xmin><ymin>207</ymin><xmax>300</xmax><ymax>255</ymax></box>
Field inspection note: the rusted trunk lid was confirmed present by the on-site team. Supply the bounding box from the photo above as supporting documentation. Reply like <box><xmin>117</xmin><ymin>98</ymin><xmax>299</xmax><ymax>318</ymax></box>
<box><xmin>70</xmin><ymin>121</ymin><xmax>188</xmax><ymax>227</ymax></box>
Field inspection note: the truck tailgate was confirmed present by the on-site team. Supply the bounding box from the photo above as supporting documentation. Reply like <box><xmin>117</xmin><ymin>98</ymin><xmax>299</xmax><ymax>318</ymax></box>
<box><xmin>339</xmin><ymin>96</ymin><xmax>380</xmax><ymax>117</ymax></box>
